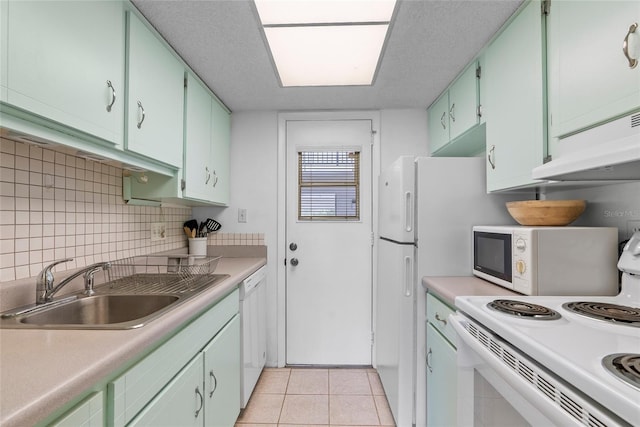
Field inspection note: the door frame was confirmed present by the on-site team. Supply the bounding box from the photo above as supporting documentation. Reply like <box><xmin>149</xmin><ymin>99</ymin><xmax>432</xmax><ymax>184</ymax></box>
<box><xmin>276</xmin><ymin>111</ymin><xmax>381</xmax><ymax>367</ymax></box>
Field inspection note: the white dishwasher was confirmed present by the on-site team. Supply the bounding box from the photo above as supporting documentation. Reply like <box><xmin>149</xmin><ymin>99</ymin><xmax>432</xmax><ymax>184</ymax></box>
<box><xmin>239</xmin><ymin>266</ymin><xmax>267</xmax><ymax>408</ymax></box>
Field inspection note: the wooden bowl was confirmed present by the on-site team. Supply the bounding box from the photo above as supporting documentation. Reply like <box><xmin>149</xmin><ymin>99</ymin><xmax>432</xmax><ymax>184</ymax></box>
<box><xmin>506</xmin><ymin>200</ymin><xmax>586</xmax><ymax>226</ymax></box>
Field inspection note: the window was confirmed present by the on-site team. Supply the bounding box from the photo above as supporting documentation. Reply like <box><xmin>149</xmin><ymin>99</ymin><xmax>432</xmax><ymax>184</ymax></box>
<box><xmin>298</xmin><ymin>151</ymin><xmax>360</xmax><ymax>221</ymax></box>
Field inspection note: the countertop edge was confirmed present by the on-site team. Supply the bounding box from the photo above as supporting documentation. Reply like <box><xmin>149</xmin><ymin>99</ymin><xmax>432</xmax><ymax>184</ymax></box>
<box><xmin>0</xmin><ymin>257</ymin><xmax>266</xmax><ymax>427</ymax></box>
<box><xmin>422</xmin><ymin>276</ymin><xmax>519</xmax><ymax>307</ymax></box>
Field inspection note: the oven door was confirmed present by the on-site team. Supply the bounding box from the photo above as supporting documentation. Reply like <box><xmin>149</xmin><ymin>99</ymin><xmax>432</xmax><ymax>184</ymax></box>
<box><xmin>450</xmin><ymin>313</ymin><xmax>625</xmax><ymax>427</ymax></box>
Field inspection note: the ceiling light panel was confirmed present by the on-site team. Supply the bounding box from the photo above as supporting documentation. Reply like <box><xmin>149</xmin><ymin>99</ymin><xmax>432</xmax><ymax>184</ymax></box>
<box><xmin>255</xmin><ymin>0</ymin><xmax>397</xmax><ymax>87</ymax></box>
<box><xmin>264</xmin><ymin>24</ymin><xmax>389</xmax><ymax>86</ymax></box>
<box><xmin>254</xmin><ymin>0</ymin><xmax>396</xmax><ymax>25</ymax></box>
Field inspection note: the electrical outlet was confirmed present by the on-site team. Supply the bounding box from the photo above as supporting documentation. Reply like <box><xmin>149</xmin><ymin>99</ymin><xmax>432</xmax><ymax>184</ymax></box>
<box><xmin>238</xmin><ymin>208</ymin><xmax>247</xmax><ymax>223</ymax></box>
<box><xmin>628</xmin><ymin>220</ymin><xmax>640</xmax><ymax>238</ymax></box>
<box><xmin>151</xmin><ymin>222</ymin><xmax>166</xmax><ymax>241</ymax></box>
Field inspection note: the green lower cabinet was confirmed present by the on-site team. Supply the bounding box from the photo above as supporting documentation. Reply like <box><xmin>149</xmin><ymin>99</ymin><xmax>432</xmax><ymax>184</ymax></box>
<box><xmin>204</xmin><ymin>316</ymin><xmax>241</xmax><ymax>427</ymax></box>
<box><xmin>426</xmin><ymin>323</ymin><xmax>457</xmax><ymax>427</ymax></box>
<box><xmin>50</xmin><ymin>392</ymin><xmax>104</xmax><ymax>427</ymax></box>
<box><xmin>129</xmin><ymin>354</ymin><xmax>204</xmax><ymax>427</ymax></box>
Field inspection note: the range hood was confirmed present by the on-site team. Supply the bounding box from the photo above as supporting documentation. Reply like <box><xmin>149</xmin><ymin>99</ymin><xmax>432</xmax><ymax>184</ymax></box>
<box><xmin>532</xmin><ymin>112</ymin><xmax>640</xmax><ymax>181</ymax></box>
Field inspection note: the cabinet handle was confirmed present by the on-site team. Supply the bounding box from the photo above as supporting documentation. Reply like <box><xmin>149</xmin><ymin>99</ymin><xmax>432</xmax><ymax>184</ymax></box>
<box><xmin>212</xmin><ymin>170</ymin><xmax>218</xmax><ymax>188</ymax></box>
<box><xmin>449</xmin><ymin>103</ymin><xmax>456</xmax><ymax>123</ymax></box>
<box><xmin>136</xmin><ymin>101</ymin><xmax>146</xmax><ymax>129</ymax></box>
<box><xmin>205</xmin><ymin>167</ymin><xmax>211</xmax><ymax>185</ymax></box>
<box><xmin>440</xmin><ymin>111</ymin><xmax>447</xmax><ymax>130</ymax></box>
<box><xmin>488</xmin><ymin>145</ymin><xmax>496</xmax><ymax>170</ymax></box>
<box><xmin>209</xmin><ymin>370</ymin><xmax>218</xmax><ymax>398</ymax></box>
<box><xmin>195</xmin><ymin>386</ymin><xmax>204</xmax><ymax>418</ymax></box>
<box><xmin>622</xmin><ymin>22</ymin><xmax>638</xmax><ymax>69</ymax></box>
<box><xmin>435</xmin><ymin>313</ymin><xmax>447</xmax><ymax>326</ymax></box>
<box><xmin>106</xmin><ymin>80</ymin><xmax>116</xmax><ymax>112</ymax></box>
<box><xmin>426</xmin><ymin>347</ymin><xmax>433</xmax><ymax>373</ymax></box>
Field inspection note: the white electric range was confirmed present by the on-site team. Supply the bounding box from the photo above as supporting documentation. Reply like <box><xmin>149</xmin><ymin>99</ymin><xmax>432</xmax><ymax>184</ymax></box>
<box><xmin>451</xmin><ymin>232</ymin><xmax>640</xmax><ymax>426</ymax></box>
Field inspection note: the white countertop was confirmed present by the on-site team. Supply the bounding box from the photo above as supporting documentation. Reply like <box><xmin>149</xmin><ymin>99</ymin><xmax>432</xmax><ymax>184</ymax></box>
<box><xmin>0</xmin><ymin>257</ymin><xmax>265</xmax><ymax>427</ymax></box>
<box><xmin>422</xmin><ymin>276</ymin><xmax>519</xmax><ymax>307</ymax></box>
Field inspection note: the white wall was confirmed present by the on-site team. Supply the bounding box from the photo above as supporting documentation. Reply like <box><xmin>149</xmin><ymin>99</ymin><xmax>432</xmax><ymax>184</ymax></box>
<box><xmin>196</xmin><ymin>108</ymin><xmax>429</xmax><ymax>366</ymax></box>
<box><xmin>380</xmin><ymin>109</ymin><xmax>429</xmax><ymax>171</ymax></box>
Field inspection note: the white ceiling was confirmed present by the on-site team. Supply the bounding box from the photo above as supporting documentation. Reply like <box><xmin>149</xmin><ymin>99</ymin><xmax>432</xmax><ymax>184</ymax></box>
<box><xmin>131</xmin><ymin>0</ymin><xmax>524</xmax><ymax>112</ymax></box>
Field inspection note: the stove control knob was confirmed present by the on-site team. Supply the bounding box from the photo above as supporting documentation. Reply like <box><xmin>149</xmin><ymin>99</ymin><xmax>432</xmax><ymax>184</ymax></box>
<box><xmin>516</xmin><ymin>260</ymin><xmax>526</xmax><ymax>275</ymax></box>
<box><xmin>515</xmin><ymin>238</ymin><xmax>527</xmax><ymax>252</ymax></box>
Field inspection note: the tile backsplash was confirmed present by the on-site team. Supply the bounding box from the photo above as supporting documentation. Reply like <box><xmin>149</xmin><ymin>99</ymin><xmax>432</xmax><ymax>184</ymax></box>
<box><xmin>0</xmin><ymin>138</ymin><xmax>192</xmax><ymax>282</ymax></box>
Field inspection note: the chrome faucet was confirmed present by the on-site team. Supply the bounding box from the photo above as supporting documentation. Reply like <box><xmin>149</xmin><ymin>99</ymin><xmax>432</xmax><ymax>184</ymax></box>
<box><xmin>36</xmin><ymin>259</ymin><xmax>111</xmax><ymax>304</ymax></box>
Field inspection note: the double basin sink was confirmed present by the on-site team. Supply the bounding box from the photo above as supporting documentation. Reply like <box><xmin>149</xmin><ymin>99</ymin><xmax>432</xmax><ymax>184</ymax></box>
<box><xmin>0</xmin><ymin>273</ymin><xmax>229</xmax><ymax>329</ymax></box>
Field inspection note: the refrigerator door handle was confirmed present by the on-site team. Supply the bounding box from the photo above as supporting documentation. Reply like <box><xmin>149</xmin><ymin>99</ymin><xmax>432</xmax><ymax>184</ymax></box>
<box><xmin>404</xmin><ymin>191</ymin><xmax>413</xmax><ymax>232</ymax></box>
<box><xmin>403</xmin><ymin>256</ymin><xmax>413</xmax><ymax>297</ymax></box>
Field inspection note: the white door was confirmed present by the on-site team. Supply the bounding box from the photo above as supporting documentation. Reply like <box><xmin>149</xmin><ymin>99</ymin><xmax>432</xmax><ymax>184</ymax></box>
<box><xmin>286</xmin><ymin>119</ymin><xmax>373</xmax><ymax>365</ymax></box>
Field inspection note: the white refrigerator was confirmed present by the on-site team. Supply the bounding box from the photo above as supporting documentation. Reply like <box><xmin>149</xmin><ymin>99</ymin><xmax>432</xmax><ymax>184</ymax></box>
<box><xmin>376</xmin><ymin>156</ymin><xmax>521</xmax><ymax>427</ymax></box>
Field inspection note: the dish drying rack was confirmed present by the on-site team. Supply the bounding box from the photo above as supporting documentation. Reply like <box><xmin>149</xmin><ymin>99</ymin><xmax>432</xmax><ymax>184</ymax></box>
<box><xmin>101</xmin><ymin>255</ymin><xmax>222</xmax><ymax>295</ymax></box>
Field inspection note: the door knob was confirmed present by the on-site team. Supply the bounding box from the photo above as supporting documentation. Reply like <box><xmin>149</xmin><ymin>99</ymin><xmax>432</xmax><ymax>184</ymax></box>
<box><xmin>290</xmin><ymin>258</ymin><xmax>299</xmax><ymax>266</ymax></box>
<box><xmin>289</xmin><ymin>243</ymin><xmax>297</xmax><ymax>251</ymax></box>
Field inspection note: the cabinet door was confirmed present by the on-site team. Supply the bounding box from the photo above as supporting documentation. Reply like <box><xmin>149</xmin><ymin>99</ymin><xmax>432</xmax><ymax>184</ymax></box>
<box><xmin>5</xmin><ymin>1</ymin><xmax>124</xmax><ymax>145</ymax></box>
<box><xmin>426</xmin><ymin>323</ymin><xmax>457</xmax><ymax>427</ymax></box>
<box><xmin>428</xmin><ymin>94</ymin><xmax>450</xmax><ymax>154</ymax></box>
<box><xmin>485</xmin><ymin>0</ymin><xmax>545</xmax><ymax>192</ymax></box>
<box><xmin>126</xmin><ymin>12</ymin><xmax>184</xmax><ymax>168</ymax></box>
<box><xmin>448</xmin><ymin>63</ymin><xmax>480</xmax><ymax>141</ymax></box>
<box><xmin>51</xmin><ymin>392</ymin><xmax>104</xmax><ymax>427</ymax></box>
<box><xmin>184</xmin><ymin>74</ymin><xmax>213</xmax><ymax>201</ymax></box>
<box><xmin>129</xmin><ymin>354</ymin><xmax>204</xmax><ymax>427</ymax></box>
<box><xmin>209</xmin><ymin>98</ymin><xmax>230</xmax><ymax>205</ymax></box>
<box><xmin>548</xmin><ymin>1</ymin><xmax>640</xmax><ymax>139</ymax></box>
<box><xmin>203</xmin><ymin>315</ymin><xmax>240</xmax><ymax>427</ymax></box>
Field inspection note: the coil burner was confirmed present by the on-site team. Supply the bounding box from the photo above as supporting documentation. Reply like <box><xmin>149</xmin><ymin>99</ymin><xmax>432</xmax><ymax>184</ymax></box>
<box><xmin>603</xmin><ymin>353</ymin><xmax>640</xmax><ymax>389</ymax></box>
<box><xmin>562</xmin><ymin>302</ymin><xmax>640</xmax><ymax>327</ymax></box>
<box><xmin>487</xmin><ymin>299</ymin><xmax>561</xmax><ymax>320</ymax></box>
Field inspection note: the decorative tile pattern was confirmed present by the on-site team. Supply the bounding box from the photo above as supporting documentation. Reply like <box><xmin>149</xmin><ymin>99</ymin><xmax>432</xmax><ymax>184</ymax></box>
<box><xmin>236</xmin><ymin>367</ymin><xmax>396</xmax><ymax>426</ymax></box>
<box><xmin>0</xmin><ymin>138</ymin><xmax>192</xmax><ymax>282</ymax></box>
<box><xmin>207</xmin><ymin>232</ymin><xmax>265</xmax><ymax>246</ymax></box>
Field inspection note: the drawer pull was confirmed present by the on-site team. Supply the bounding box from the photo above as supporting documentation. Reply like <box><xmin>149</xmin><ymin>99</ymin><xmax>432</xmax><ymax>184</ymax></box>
<box><xmin>622</xmin><ymin>22</ymin><xmax>638</xmax><ymax>69</ymax></box>
<box><xmin>195</xmin><ymin>386</ymin><xmax>204</xmax><ymax>418</ymax></box>
<box><xmin>209</xmin><ymin>370</ymin><xmax>218</xmax><ymax>398</ymax></box>
<box><xmin>435</xmin><ymin>313</ymin><xmax>447</xmax><ymax>326</ymax></box>
<box><xmin>106</xmin><ymin>80</ymin><xmax>116</xmax><ymax>112</ymax></box>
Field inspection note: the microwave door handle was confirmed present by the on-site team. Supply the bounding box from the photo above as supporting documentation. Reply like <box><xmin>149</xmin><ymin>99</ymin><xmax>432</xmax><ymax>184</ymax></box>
<box><xmin>404</xmin><ymin>191</ymin><xmax>413</xmax><ymax>232</ymax></box>
<box><xmin>404</xmin><ymin>256</ymin><xmax>413</xmax><ymax>297</ymax></box>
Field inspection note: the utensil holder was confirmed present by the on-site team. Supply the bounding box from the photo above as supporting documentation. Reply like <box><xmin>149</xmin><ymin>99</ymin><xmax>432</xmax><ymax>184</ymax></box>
<box><xmin>188</xmin><ymin>237</ymin><xmax>207</xmax><ymax>258</ymax></box>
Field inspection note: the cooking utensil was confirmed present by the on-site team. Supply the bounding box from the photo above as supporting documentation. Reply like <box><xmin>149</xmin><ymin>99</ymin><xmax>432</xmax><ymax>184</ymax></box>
<box><xmin>183</xmin><ymin>219</ymin><xmax>198</xmax><ymax>237</ymax></box>
<box><xmin>205</xmin><ymin>218</ymin><xmax>221</xmax><ymax>232</ymax></box>
<box><xmin>198</xmin><ymin>221</ymin><xmax>206</xmax><ymax>237</ymax></box>
<box><xmin>183</xmin><ymin>226</ymin><xmax>192</xmax><ymax>239</ymax></box>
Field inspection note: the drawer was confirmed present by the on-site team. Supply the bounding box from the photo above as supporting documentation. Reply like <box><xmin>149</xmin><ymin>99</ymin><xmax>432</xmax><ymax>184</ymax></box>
<box><xmin>426</xmin><ymin>293</ymin><xmax>456</xmax><ymax>346</ymax></box>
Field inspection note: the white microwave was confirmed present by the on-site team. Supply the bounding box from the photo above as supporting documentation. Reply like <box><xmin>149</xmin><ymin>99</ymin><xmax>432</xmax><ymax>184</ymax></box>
<box><xmin>472</xmin><ymin>226</ymin><xmax>620</xmax><ymax>295</ymax></box>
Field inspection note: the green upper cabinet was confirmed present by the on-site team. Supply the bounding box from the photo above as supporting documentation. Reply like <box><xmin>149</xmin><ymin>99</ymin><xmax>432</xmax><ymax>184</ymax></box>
<box><xmin>547</xmin><ymin>1</ymin><xmax>640</xmax><ymax>140</ymax></box>
<box><xmin>209</xmin><ymin>97</ymin><xmax>231</xmax><ymax>206</ymax></box>
<box><xmin>427</xmin><ymin>93</ymin><xmax>450</xmax><ymax>153</ymax></box>
<box><xmin>428</xmin><ymin>61</ymin><xmax>483</xmax><ymax>157</ymax></box>
<box><xmin>184</xmin><ymin>73</ymin><xmax>230</xmax><ymax>205</ymax></box>
<box><xmin>184</xmin><ymin>73</ymin><xmax>214</xmax><ymax>201</ymax></box>
<box><xmin>484</xmin><ymin>0</ymin><xmax>546</xmax><ymax>192</ymax></box>
<box><xmin>126</xmin><ymin>12</ymin><xmax>184</xmax><ymax>168</ymax></box>
<box><xmin>3</xmin><ymin>0</ymin><xmax>125</xmax><ymax>145</ymax></box>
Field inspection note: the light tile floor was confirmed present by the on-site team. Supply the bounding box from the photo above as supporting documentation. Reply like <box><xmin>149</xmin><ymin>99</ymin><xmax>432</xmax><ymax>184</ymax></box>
<box><xmin>236</xmin><ymin>367</ymin><xmax>396</xmax><ymax>426</ymax></box>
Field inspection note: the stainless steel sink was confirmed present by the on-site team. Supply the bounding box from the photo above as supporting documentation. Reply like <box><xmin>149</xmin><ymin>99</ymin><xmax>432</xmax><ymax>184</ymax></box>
<box><xmin>20</xmin><ymin>294</ymin><xmax>180</xmax><ymax>327</ymax></box>
<box><xmin>0</xmin><ymin>273</ymin><xmax>229</xmax><ymax>329</ymax></box>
